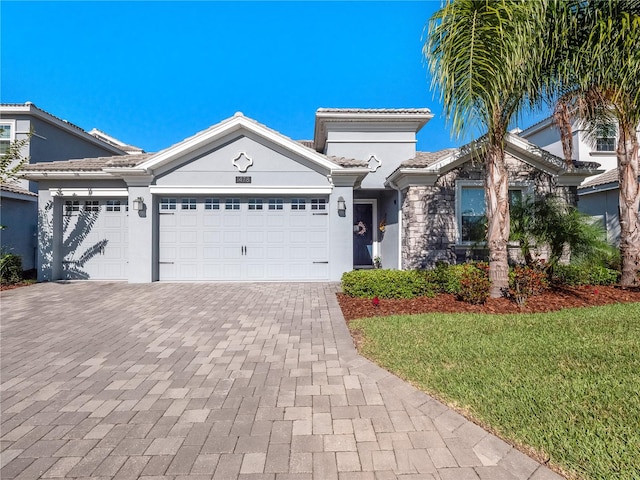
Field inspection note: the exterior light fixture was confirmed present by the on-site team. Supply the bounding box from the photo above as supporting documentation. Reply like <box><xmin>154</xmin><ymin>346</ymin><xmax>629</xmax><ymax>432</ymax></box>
<box><xmin>337</xmin><ymin>197</ymin><xmax>346</xmax><ymax>212</ymax></box>
<box><xmin>132</xmin><ymin>197</ymin><xmax>145</xmax><ymax>211</ymax></box>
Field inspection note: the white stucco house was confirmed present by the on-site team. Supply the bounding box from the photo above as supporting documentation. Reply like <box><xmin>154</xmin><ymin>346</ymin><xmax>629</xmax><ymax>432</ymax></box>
<box><xmin>520</xmin><ymin>115</ymin><xmax>640</xmax><ymax>245</ymax></box>
<box><xmin>22</xmin><ymin>108</ymin><xmax>600</xmax><ymax>283</ymax></box>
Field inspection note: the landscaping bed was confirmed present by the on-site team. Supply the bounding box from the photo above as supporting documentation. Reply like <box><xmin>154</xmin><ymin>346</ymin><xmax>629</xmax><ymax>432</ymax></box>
<box><xmin>338</xmin><ymin>284</ymin><xmax>640</xmax><ymax>320</ymax></box>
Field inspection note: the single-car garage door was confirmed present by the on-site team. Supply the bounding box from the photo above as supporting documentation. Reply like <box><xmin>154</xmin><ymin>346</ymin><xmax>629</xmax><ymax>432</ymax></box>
<box><xmin>158</xmin><ymin>196</ymin><xmax>329</xmax><ymax>281</ymax></box>
<box><xmin>61</xmin><ymin>198</ymin><xmax>128</xmax><ymax>279</ymax></box>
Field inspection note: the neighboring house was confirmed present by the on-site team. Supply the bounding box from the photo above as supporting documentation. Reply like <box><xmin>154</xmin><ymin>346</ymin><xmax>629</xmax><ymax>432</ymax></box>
<box><xmin>519</xmin><ymin>115</ymin><xmax>622</xmax><ymax>172</ymax></box>
<box><xmin>578</xmin><ymin>168</ymin><xmax>640</xmax><ymax>245</ymax></box>
<box><xmin>22</xmin><ymin>108</ymin><xmax>599</xmax><ymax>283</ymax></box>
<box><xmin>0</xmin><ymin>102</ymin><xmax>136</xmax><ymax>270</ymax></box>
<box><xmin>520</xmin><ymin>114</ymin><xmax>640</xmax><ymax>245</ymax></box>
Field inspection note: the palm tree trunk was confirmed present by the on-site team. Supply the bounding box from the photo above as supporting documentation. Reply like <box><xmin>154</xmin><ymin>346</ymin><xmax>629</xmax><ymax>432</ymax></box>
<box><xmin>485</xmin><ymin>140</ymin><xmax>510</xmax><ymax>297</ymax></box>
<box><xmin>617</xmin><ymin>122</ymin><xmax>640</xmax><ymax>287</ymax></box>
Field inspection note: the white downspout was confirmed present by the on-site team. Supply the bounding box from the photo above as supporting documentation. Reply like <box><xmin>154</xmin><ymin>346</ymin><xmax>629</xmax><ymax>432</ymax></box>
<box><xmin>387</xmin><ymin>180</ymin><xmax>403</xmax><ymax>270</ymax></box>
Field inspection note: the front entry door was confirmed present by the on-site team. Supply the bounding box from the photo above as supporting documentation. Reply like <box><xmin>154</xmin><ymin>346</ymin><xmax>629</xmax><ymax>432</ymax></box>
<box><xmin>353</xmin><ymin>203</ymin><xmax>374</xmax><ymax>267</ymax></box>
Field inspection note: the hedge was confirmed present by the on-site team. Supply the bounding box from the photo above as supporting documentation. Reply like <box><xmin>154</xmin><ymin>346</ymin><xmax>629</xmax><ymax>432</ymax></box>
<box><xmin>341</xmin><ymin>269</ymin><xmax>437</xmax><ymax>299</ymax></box>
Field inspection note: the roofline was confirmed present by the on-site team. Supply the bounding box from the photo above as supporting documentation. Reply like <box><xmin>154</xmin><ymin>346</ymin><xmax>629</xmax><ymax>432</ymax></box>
<box><xmin>0</xmin><ymin>102</ymin><xmax>126</xmax><ymax>155</ymax></box>
<box><xmin>22</xmin><ymin>171</ymin><xmax>115</xmax><ymax>180</ymax></box>
<box><xmin>138</xmin><ymin>113</ymin><xmax>343</xmax><ymax>173</ymax></box>
<box><xmin>314</xmin><ymin>108</ymin><xmax>434</xmax><ymax>153</ymax></box>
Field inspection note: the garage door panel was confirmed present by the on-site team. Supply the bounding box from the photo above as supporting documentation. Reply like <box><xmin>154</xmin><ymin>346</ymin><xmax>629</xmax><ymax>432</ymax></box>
<box><xmin>158</xmin><ymin>196</ymin><xmax>328</xmax><ymax>281</ymax></box>
<box><xmin>62</xmin><ymin>199</ymin><xmax>128</xmax><ymax>280</ymax></box>
<box><xmin>203</xmin><ymin>214</ymin><xmax>222</xmax><ymax>227</ymax></box>
<box><xmin>203</xmin><ymin>247</ymin><xmax>221</xmax><ymax>259</ymax></box>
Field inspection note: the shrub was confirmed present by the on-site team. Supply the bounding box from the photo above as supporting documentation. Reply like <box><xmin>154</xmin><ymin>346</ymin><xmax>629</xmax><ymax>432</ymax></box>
<box><xmin>341</xmin><ymin>269</ymin><xmax>437</xmax><ymax>299</ymax></box>
<box><xmin>508</xmin><ymin>264</ymin><xmax>549</xmax><ymax>305</ymax></box>
<box><xmin>0</xmin><ymin>253</ymin><xmax>23</xmax><ymax>285</ymax></box>
<box><xmin>457</xmin><ymin>263</ymin><xmax>491</xmax><ymax>304</ymax></box>
<box><xmin>552</xmin><ymin>264</ymin><xmax>618</xmax><ymax>286</ymax></box>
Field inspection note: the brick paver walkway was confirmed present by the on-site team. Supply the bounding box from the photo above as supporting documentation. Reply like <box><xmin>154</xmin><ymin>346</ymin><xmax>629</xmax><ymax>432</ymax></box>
<box><xmin>1</xmin><ymin>282</ymin><xmax>562</xmax><ymax>479</ymax></box>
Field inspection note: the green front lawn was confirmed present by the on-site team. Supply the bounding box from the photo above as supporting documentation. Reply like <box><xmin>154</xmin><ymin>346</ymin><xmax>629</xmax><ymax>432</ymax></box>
<box><xmin>350</xmin><ymin>303</ymin><xmax>640</xmax><ymax>480</ymax></box>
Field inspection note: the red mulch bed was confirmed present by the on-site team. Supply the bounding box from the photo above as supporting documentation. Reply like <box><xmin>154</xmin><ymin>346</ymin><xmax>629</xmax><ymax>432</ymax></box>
<box><xmin>0</xmin><ymin>282</ymin><xmax>35</xmax><ymax>291</ymax></box>
<box><xmin>337</xmin><ymin>285</ymin><xmax>640</xmax><ymax>321</ymax></box>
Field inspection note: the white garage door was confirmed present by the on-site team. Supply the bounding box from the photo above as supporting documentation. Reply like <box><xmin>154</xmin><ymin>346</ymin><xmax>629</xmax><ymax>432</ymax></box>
<box><xmin>158</xmin><ymin>196</ymin><xmax>329</xmax><ymax>281</ymax></box>
<box><xmin>61</xmin><ymin>199</ymin><xmax>128</xmax><ymax>280</ymax></box>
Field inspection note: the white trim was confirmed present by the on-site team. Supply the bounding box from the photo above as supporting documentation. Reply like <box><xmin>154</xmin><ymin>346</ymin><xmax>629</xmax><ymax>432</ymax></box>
<box><xmin>326</xmin><ymin>139</ymin><xmax>418</xmax><ymax>144</ymax></box>
<box><xmin>49</xmin><ymin>188</ymin><xmax>129</xmax><ymax>197</ymax></box>
<box><xmin>0</xmin><ymin>119</ymin><xmax>17</xmax><ymax>142</ymax></box>
<box><xmin>149</xmin><ymin>185</ymin><xmax>333</xmax><ymax>195</ymax></box>
<box><xmin>353</xmin><ymin>199</ymin><xmax>378</xmax><ymax>268</ymax></box>
<box><xmin>138</xmin><ymin>115</ymin><xmax>340</xmax><ymax>173</ymax></box>
<box><xmin>367</xmin><ymin>155</ymin><xmax>382</xmax><ymax>172</ymax></box>
<box><xmin>578</xmin><ymin>183</ymin><xmax>619</xmax><ymax>195</ymax></box>
<box><xmin>23</xmin><ymin>172</ymin><xmax>114</xmax><ymax>179</ymax></box>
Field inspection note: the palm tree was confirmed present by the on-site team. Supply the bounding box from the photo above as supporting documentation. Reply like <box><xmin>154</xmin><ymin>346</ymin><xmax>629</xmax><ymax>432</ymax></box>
<box><xmin>425</xmin><ymin>0</ymin><xmax>547</xmax><ymax>297</ymax></box>
<box><xmin>548</xmin><ymin>0</ymin><xmax>640</xmax><ymax>286</ymax></box>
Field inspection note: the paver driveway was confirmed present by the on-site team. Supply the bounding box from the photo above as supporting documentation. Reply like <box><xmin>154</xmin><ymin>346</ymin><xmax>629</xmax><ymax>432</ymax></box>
<box><xmin>1</xmin><ymin>282</ymin><xmax>562</xmax><ymax>480</ymax></box>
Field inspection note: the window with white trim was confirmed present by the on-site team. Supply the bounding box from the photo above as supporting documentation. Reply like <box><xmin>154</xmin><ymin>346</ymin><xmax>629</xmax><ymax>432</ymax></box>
<box><xmin>311</xmin><ymin>199</ymin><xmax>326</xmax><ymax>210</ymax></box>
<box><xmin>64</xmin><ymin>200</ymin><xmax>80</xmax><ymax>215</ymax></box>
<box><xmin>0</xmin><ymin>123</ymin><xmax>13</xmax><ymax>155</ymax></box>
<box><xmin>459</xmin><ymin>186</ymin><xmax>523</xmax><ymax>243</ymax></box>
<box><xmin>204</xmin><ymin>198</ymin><xmax>220</xmax><ymax>210</ymax></box>
<box><xmin>291</xmin><ymin>198</ymin><xmax>306</xmax><ymax>210</ymax></box>
<box><xmin>181</xmin><ymin>198</ymin><xmax>197</xmax><ymax>210</ymax></box>
<box><xmin>84</xmin><ymin>200</ymin><xmax>100</xmax><ymax>212</ymax></box>
<box><xmin>225</xmin><ymin>198</ymin><xmax>240</xmax><ymax>210</ymax></box>
<box><xmin>248</xmin><ymin>198</ymin><xmax>263</xmax><ymax>210</ymax></box>
<box><xmin>106</xmin><ymin>200</ymin><xmax>121</xmax><ymax>212</ymax></box>
<box><xmin>268</xmin><ymin>199</ymin><xmax>283</xmax><ymax>210</ymax></box>
<box><xmin>160</xmin><ymin>198</ymin><xmax>177</xmax><ymax>210</ymax></box>
<box><xmin>596</xmin><ymin>124</ymin><xmax>616</xmax><ymax>152</ymax></box>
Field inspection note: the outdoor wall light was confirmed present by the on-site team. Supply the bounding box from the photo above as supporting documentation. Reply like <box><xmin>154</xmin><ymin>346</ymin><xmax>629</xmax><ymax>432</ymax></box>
<box><xmin>132</xmin><ymin>197</ymin><xmax>145</xmax><ymax>211</ymax></box>
<box><xmin>337</xmin><ymin>197</ymin><xmax>346</xmax><ymax>213</ymax></box>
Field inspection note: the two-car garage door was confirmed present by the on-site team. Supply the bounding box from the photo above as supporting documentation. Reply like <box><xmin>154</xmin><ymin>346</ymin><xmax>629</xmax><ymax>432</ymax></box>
<box><xmin>158</xmin><ymin>196</ymin><xmax>329</xmax><ymax>281</ymax></box>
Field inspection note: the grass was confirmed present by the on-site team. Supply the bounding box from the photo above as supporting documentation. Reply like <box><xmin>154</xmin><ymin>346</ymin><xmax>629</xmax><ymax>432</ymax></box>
<box><xmin>349</xmin><ymin>303</ymin><xmax>640</xmax><ymax>480</ymax></box>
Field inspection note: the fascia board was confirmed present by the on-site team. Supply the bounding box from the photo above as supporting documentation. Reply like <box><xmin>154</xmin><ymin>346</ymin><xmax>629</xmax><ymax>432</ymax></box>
<box><xmin>330</xmin><ymin>169</ymin><xmax>369</xmax><ymax>187</ymax></box>
<box><xmin>0</xmin><ymin>190</ymin><xmax>38</xmax><ymax>202</ymax></box>
<box><xmin>385</xmin><ymin>169</ymin><xmax>438</xmax><ymax>190</ymax></box>
<box><xmin>149</xmin><ymin>185</ymin><xmax>333</xmax><ymax>195</ymax></box>
<box><xmin>49</xmin><ymin>188</ymin><xmax>129</xmax><ymax>197</ymax></box>
<box><xmin>557</xmin><ymin>169</ymin><xmax>605</xmax><ymax>186</ymax></box>
<box><xmin>22</xmin><ymin>171</ymin><xmax>113</xmax><ymax>180</ymax></box>
<box><xmin>138</xmin><ymin>116</ymin><xmax>338</xmax><ymax>174</ymax></box>
<box><xmin>578</xmin><ymin>182</ymin><xmax>619</xmax><ymax>195</ymax></box>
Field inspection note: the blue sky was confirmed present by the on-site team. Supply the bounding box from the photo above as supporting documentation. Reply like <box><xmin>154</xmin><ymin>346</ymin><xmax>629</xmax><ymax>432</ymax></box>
<box><xmin>1</xmin><ymin>1</ymin><xmax>549</xmax><ymax>154</ymax></box>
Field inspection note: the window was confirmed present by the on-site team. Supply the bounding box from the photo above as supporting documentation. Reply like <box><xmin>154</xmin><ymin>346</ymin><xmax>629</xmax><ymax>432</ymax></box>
<box><xmin>459</xmin><ymin>187</ymin><xmax>524</xmax><ymax>243</ymax></box>
<box><xmin>84</xmin><ymin>200</ymin><xmax>100</xmax><ymax>212</ymax></box>
<box><xmin>291</xmin><ymin>198</ymin><xmax>306</xmax><ymax>210</ymax></box>
<box><xmin>248</xmin><ymin>198</ymin><xmax>263</xmax><ymax>210</ymax></box>
<box><xmin>181</xmin><ymin>198</ymin><xmax>197</xmax><ymax>210</ymax></box>
<box><xmin>106</xmin><ymin>200</ymin><xmax>121</xmax><ymax>212</ymax></box>
<box><xmin>160</xmin><ymin>198</ymin><xmax>177</xmax><ymax>210</ymax></box>
<box><xmin>311</xmin><ymin>199</ymin><xmax>326</xmax><ymax>210</ymax></box>
<box><xmin>204</xmin><ymin>198</ymin><xmax>220</xmax><ymax>210</ymax></box>
<box><xmin>596</xmin><ymin>124</ymin><xmax>616</xmax><ymax>152</ymax></box>
<box><xmin>268</xmin><ymin>199</ymin><xmax>283</xmax><ymax>210</ymax></box>
<box><xmin>64</xmin><ymin>200</ymin><xmax>80</xmax><ymax>215</ymax></box>
<box><xmin>0</xmin><ymin>123</ymin><xmax>12</xmax><ymax>155</ymax></box>
<box><xmin>225</xmin><ymin>198</ymin><xmax>240</xmax><ymax>210</ymax></box>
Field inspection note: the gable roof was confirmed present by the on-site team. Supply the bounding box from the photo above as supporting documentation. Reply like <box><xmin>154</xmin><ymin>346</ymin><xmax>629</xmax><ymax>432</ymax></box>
<box><xmin>1</xmin><ymin>182</ymin><xmax>38</xmax><ymax>197</ymax></box>
<box><xmin>129</xmin><ymin>112</ymin><xmax>355</xmax><ymax>176</ymax></box>
<box><xmin>387</xmin><ymin>133</ymin><xmax>603</xmax><ymax>189</ymax></box>
<box><xmin>87</xmin><ymin>129</ymin><xmax>145</xmax><ymax>154</ymax></box>
<box><xmin>0</xmin><ymin>102</ymin><xmax>127</xmax><ymax>156</ymax></box>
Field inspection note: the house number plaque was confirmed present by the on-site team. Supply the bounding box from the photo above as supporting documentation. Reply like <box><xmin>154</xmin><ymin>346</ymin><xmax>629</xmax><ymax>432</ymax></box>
<box><xmin>236</xmin><ymin>176</ymin><xmax>252</xmax><ymax>184</ymax></box>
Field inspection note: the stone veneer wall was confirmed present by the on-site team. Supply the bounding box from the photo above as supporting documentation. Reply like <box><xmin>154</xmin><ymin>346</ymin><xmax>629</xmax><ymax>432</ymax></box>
<box><xmin>401</xmin><ymin>153</ymin><xmax>578</xmax><ymax>269</ymax></box>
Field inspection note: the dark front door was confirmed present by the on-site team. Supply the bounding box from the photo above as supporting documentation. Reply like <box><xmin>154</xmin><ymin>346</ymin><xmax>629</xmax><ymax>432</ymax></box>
<box><xmin>353</xmin><ymin>203</ymin><xmax>374</xmax><ymax>267</ymax></box>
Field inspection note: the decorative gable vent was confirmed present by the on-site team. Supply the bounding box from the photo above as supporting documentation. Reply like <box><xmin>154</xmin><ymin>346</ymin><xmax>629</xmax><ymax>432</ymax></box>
<box><xmin>232</xmin><ymin>152</ymin><xmax>253</xmax><ymax>173</ymax></box>
<box><xmin>367</xmin><ymin>155</ymin><xmax>382</xmax><ymax>172</ymax></box>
